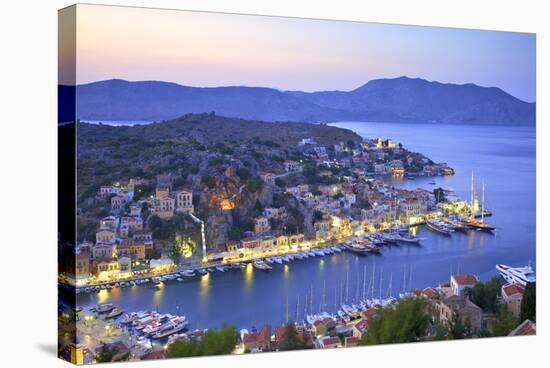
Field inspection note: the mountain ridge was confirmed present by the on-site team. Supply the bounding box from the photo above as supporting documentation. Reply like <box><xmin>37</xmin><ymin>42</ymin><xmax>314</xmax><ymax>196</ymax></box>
<box><xmin>65</xmin><ymin>76</ymin><xmax>535</xmax><ymax>125</ymax></box>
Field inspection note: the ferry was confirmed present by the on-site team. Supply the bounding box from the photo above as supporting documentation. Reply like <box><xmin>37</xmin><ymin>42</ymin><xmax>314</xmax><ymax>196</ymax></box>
<box><xmin>426</xmin><ymin>219</ymin><xmax>454</xmax><ymax>235</ymax></box>
<box><xmin>252</xmin><ymin>259</ymin><xmax>272</xmax><ymax>271</ymax></box>
<box><xmin>496</xmin><ymin>264</ymin><xmax>536</xmax><ymax>286</ymax></box>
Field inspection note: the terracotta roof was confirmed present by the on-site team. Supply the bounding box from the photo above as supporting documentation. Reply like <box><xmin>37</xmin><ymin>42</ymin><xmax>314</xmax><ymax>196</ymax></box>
<box><xmin>242</xmin><ymin>332</ymin><xmax>258</xmax><ymax>344</ymax></box>
<box><xmin>345</xmin><ymin>336</ymin><xmax>360</xmax><ymax>347</ymax></box>
<box><xmin>275</xmin><ymin>325</ymin><xmax>291</xmax><ymax>342</ymax></box>
<box><xmin>423</xmin><ymin>287</ymin><xmax>439</xmax><ymax>299</ymax></box>
<box><xmin>361</xmin><ymin>308</ymin><xmax>379</xmax><ymax>320</ymax></box>
<box><xmin>452</xmin><ymin>274</ymin><xmax>479</xmax><ymax>285</ymax></box>
<box><xmin>140</xmin><ymin>350</ymin><xmax>167</xmax><ymax>360</ymax></box>
<box><xmin>508</xmin><ymin>320</ymin><xmax>536</xmax><ymax>336</ymax></box>
<box><xmin>321</xmin><ymin>336</ymin><xmax>341</xmax><ymax>347</ymax></box>
<box><xmin>354</xmin><ymin>319</ymin><xmax>369</xmax><ymax>332</ymax></box>
<box><xmin>257</xmin><ymin>324</ymin><xmax>271</xmax><ymax>345</ymax></box>
<box><xmin>502</xmin><ymin>283</ymin><xmax>525</xmax><ymax>297</ymax></box>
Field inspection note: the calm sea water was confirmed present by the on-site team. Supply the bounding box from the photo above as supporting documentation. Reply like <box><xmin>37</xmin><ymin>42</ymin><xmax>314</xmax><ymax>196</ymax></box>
<box><xmin>76</xmin><ymin>121</ymin><xmax>536</xmax><ymax>330</ymax></box>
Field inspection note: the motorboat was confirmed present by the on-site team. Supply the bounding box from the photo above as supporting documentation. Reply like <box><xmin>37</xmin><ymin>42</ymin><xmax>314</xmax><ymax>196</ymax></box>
<box><xmin>496</xmin><ymin>264</ymin><xmax>536</xmax><ymax>286</ymax></box>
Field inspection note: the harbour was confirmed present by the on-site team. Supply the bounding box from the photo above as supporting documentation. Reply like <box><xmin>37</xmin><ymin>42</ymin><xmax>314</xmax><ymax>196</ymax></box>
<box><xmin>71</xmin><ymin>122</ymin><xmax>536</xmax><ymax>331</ymax></box>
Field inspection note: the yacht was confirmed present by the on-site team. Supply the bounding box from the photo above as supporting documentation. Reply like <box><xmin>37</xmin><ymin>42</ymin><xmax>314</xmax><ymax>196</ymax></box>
<box><xmin>151</xmin><ymin>317</ymin><xmax>188</xmax><ymax>339</ymax></box>
<box><xmin>105</xmin><ymin>308</ymin><xmax>124</xmax><ymax>319</ymax></box>
<box><xmin>496</xmin><ymin>264</ymin><xmax>536</xmax><ymax>286</ymax></box>
<box><xmin>94</xmin><ymin>303</ymin><xmax>115</xmax><ymax>314</ymax></box>
<box><xmin>426</xmin><ymin>219</ymin><xmax>454</xmax><ymax>235</ymax></box>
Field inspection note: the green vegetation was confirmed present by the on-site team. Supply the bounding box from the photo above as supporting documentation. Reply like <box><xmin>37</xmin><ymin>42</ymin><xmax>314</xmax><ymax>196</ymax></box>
<box><xmin>246</xmin><ymin>176</ymin><xmax>263</xmax><ymax>193</ymax></box>
<box><xmin>462</xmin><ymin>277</ymin><xmax>502</xmax><ymax>313</ymax></box>
<box><xmin>167</xmin><ymin>324</ymin><xmax>238</xmax><ymax>358</ymax></box>
<box><xmin>490</xmin><ymin>306</ymin><xmax>518</xmax><ymax>336</ymax></box>
<box><xmin>520</xmin><ymin>282</ymin><xmax>536</xmax><ymax>322</ymax></box>
<box><xmin>278</xmin><ymin>324</ymin><xmax>311</xmax><ymax>351</ymax></box>
<box><xmin>360</xmin><ymin>298</ymin><xmax>430</xmax><ymax>345</ymax></box>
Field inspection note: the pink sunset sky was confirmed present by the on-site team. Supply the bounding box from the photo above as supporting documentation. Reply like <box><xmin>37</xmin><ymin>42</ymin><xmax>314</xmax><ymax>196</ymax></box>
<box><xmin>67</xmin><ymin>4</ymin><xmax>536</xmax><ymax>102</ymax></box>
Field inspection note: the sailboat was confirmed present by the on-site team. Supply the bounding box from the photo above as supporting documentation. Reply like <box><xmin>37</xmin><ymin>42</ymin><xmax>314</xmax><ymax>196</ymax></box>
<box><xmin>461</xmin><ymin>178</ymin><xmax>495</xmax><ymax>231</ymax></box>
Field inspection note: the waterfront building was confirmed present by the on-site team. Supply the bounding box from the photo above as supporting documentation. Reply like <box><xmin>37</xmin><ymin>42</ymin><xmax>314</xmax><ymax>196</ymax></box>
<box><xmin>94</xmin><ymin>258</ymin><xmax>120</xmax><ymax>280</ymax></box>
<box><xmin>450</xmin><ymin>274</ymin><xmax>479</xmax><ymax>296</ymax></box>
<box><xmin>150</xmin><ymin>258</ymin><xmax>175</xmax><ymax>273</ymax></box>
<box><xmin>241</xmin><ymin>237</ymin><xmax>260</xmax><ymax>249</ymax></box>
<box><xmin>276</xmin><ymin>235</ymin><xmax>289</xmax><ymax>247</ymax></box>
<box><xmin>318</xmin><ymin>336</ymin><xmax>341</xmax><ymax>349</ymax></box>
<box><xmin>120</xmin><ymin>216</ymin><xmax>144</xmax><ymax>232</ymax></box>
<box><xmin>501</xmin><ymin>283</ymin><xmax>526</xmax><ymax>317</ymax></box>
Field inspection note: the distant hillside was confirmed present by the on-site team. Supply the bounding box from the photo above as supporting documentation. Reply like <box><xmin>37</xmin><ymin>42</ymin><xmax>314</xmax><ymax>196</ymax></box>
<box><xmin>71</xmin><ymin>77</ymin><xmax>535</xmax><ymax>125</ymax></box>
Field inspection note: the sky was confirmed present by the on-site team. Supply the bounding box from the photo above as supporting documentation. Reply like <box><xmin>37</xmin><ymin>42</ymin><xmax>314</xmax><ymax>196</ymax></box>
<box><xmin>68</xmin><ymin>4</ymin><xmax>536</xmax><ymax>102</ymax></box>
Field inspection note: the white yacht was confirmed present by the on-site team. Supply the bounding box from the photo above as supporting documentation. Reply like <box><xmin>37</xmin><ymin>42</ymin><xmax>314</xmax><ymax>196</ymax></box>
<box><xmin>496</xmin><ymin>264</ymin><xmax>536</xmax><ymax>286</ymax></box>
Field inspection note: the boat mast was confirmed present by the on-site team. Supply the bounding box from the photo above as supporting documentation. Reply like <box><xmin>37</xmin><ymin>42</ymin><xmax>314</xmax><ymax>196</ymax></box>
<box><xmin>362</xmin><ymin>265</ymin><xmax>367</xmax><ymax>301</ymax></box>
<box><xmin>470</xmin><ymin>170</ymin><xmax>475</xmax><ymax>218</ymax></box>
<box><xmin>408</xmin><ymin>265</ymin><xmax>413</xmax><ymax>291</ymax></box>
<box><xmin>388</xmin><ymin>272</ymin><xmax>393</xmax><ymax>298</ymax></box>
<box><xmin>481</xmin><ymin>181</ymin><xmax>485</xmax><ymax>224</ymax></box>
<box><xmin>295</xmin><ymin>295</ymin><xmax>300</xmax><ymax>323</ymax></box>
<box><xmin>370</xmin><ymin>263</ymin><xmax>376</xmax><ymax>299</ymax></box>
<box><xmin>379</xmin><ymin>267</ymin><xmax>383</xmax><ymax>300</ymax></box>
<box><xmin>285</xmin><ymin>295</ymin><xmax>289</xmax><ymax>324</ymax></box>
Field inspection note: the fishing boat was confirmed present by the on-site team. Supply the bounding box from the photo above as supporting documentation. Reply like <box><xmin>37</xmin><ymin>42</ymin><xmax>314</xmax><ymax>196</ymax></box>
<box><xmin>105</xmin><ymin>308</ymin><xmax>124</xmax><ymax>319</ymax></box>
<box><xmin>252</xmin><ymin>259</ymin><xmax>272</xmax><ymax>271</ymax></box>
<box><xmin>496</xmin><ymin>264</ymin><xmax>536</xmax><ymax>286</ymax></box>
<box><xmin>426</xmin><ymin>219</ymin><xmax>454</xmax><ymax>235</ymax></box>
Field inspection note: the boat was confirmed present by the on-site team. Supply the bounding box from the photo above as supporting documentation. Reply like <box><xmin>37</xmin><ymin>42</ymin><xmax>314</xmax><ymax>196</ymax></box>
<box><xmin>197</xmin><ymin>269</ymin><xmax>207</xmax><ymax>275</ymax></box>
<box><xmin>252</xmin><ymin>259</ymin><xmax>272</xmax><ymax>271</ymax></box>
<box><xmin>207</xmin><ymin>267</ymin><xmax>216</xmax><ymax>273</ymax></box>
<box><xmin>331</xmin><ymin>246</ymin><xmax>342</xmax><ymax>253</ymax></box>
<box><xmin>273</xmin><ymin>257</ymin><xmax>283</xmax><ymax>265</ymax></box>
<box><xmin>313</xmin><ymin>249</ymin><xmax>325</xmax><ymax>256</ymax></box>
<box><xmin>182</xmin><ymin>270</ymin><xmax>196</xmax><ymax>277</ymax></box>
<box><xmin>496</xmin><ymin>264</ymin><xmax>536</xmax><ymax>286</ymax></box>
<box><xmin>94</xmin><ymin>303</ymin><xmax>115</xmax><ymax>314</ymax></box>
<box><xmin>176</xmin><ymin>278</ymin><xmax>183</xmax><ymax>282</ymax></box>
<box><xmin>344</xmin><ymin>242</ymin><xmax>370</xmax><ymax>255</ymax></box>
<box><xmin>265</xmin><ymin>257</ymin><xmax>274</xmax><ymax>264</ymax></box>
<box><xmin>215</xmin><ymin>265</ymin><xmax>227</xmax><ymax>273</ymax></box>
<box><xmin>294</xmin><ymin>253</ymin><xmax>304</xmax><ymax>260</ymax></box>
<box><xmin>460</xmin><ymin>217</ymin><xmax>495</xmax><ymax>231</ymax></box>
<box><xmin>151</xmin><ymin>317</ymin><xmax>188</xmax><ymax>339</ymax></box>
<box><xmin>428</xmin><ymin>180</ymin><xmax>436</xmax><ymax>185</ymax></box>
<box><xmin>426</xmin><ymin>219</ymin><xmax>454</xmax><ymax>235</ymax></box>
<box><xmin>307</xmin><ymin>251</ymin><xmax>316</xmax><ymax>257</ymax></box>
<box><xmin>399</xmin><ymin>234</ymin><xmax>425</xmax><ymax>243</ymax></box>
<box><xmin>152</xmin><ymin>277</ymin><xmax>161</xmax><ymax>284</ymax></box>
<box><xmin>105</xmin><ymin>308</ymin><xmax>124</xmax><ymax>319</ymax></box>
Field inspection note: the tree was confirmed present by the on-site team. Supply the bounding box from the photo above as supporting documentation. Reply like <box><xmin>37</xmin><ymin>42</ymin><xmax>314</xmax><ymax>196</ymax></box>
<box><xmin>167</xmin><ymin>324</ymin><xmax>238</xmax><ymax>358</ymax></box>
<box><xmin>313</xmin><ymin>210</ymin><xmax>324</xmax><ymax>222</ymax></box>
<box><xmin>360</xmin><ymin>298</ymin><xmax>430</xmax><ymax>345</ymax></box>
<box><xmin>247</xmin><ymin>176</ymin><xmax>263</xmax><ymax>193</ymax></box>
<box><xmin>447</xmin><ymin>314</ymin><xmax>467</xmax><ymax>339</ymax></box>
<box><xmin>491</xmin><ymin>305</ymin><xmax>518</xmax><ymax>337</ymax></box>
<box><xmin>463</xmin><ymin>277</ymin><xmax>501</xmax><ymax>313</ymax></box>
<box><xmin>170</xmin><ymin>234</ymin><xmax>186</xmax><ymax>265</ymax></box>
<box><xmin>520</xmin><ymin>282</ymin><xmax>536</xmax><ymax>322</ymax></box>
<box><xmin>278</xmin><ymin>324</ymin><xmax>311</xmax><ymax>351</ymax></box>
